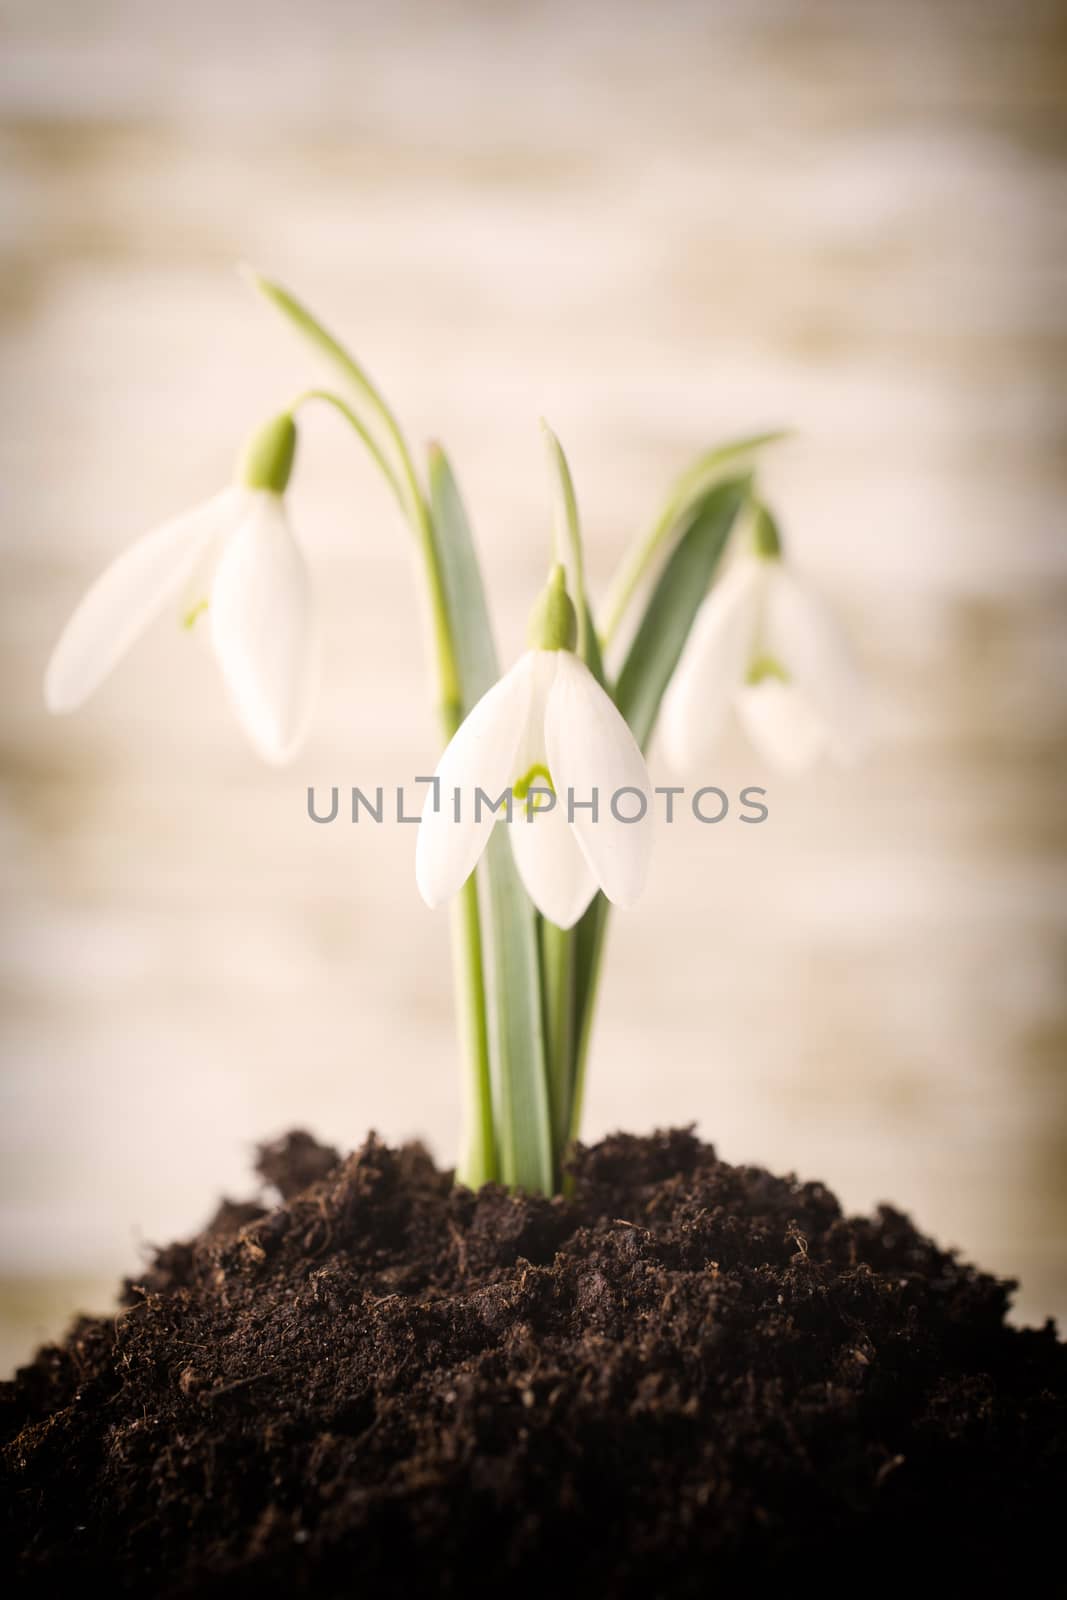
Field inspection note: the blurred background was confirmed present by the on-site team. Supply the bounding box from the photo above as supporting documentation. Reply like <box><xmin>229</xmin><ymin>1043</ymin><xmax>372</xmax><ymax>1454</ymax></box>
<box><xmin>2</xmin><ymin>0</ymin><xmax>1065</xmax><ymax>1372</ymax></box>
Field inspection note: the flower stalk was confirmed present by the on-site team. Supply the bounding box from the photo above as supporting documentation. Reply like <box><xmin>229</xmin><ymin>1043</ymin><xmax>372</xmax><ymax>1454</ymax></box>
<box><xmin>250</xmin><ymin>277</ymin><xmax>496</xmax><ymax>1186</ymax></box>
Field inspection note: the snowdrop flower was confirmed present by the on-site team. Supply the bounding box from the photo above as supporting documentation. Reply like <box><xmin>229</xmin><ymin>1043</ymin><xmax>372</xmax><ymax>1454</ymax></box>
<box><xmin>44</xmin><ymin>414</ymin><xmax>316</xmax><ymax>764</ymax></box>
<box><xmin>417</xmin><ymin>567</ymin><xmax>652</xmax><ymax>929</ymax></box>
<box><xmin>662</xmin><ymin>506</ymin><xmax>862</xmax><ymax>773</ymax></box>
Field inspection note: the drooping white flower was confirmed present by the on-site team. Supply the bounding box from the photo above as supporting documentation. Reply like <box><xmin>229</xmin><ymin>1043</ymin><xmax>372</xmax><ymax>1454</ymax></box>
<box><xmin>417</xmin><ymin>570</ymin><xmax>652</xmax><ymax>929</ymax></box>
<box><xmin>661</xmin><ymin>508</ymin><xmax>863</xmax><ymax>773</ymax></box>
<box><xmin>44</xmin><ymin>414</ymin><xmax>317</xmax><ymax>764</ymax></box>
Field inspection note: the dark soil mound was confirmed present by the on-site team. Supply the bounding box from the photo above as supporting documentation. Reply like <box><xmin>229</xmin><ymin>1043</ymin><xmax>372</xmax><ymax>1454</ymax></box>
<box><xmin>3</xmin><ymin>1129</ymin><xmax>1065</xmax><ymax>1594</ymax></box>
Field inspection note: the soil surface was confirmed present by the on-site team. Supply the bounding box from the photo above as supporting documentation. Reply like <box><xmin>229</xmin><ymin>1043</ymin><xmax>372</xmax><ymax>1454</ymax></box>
<box><xmin>3</xmin><ymin>1129</ymin><xmax>1065</xmax><ymax>1593</ymax></box>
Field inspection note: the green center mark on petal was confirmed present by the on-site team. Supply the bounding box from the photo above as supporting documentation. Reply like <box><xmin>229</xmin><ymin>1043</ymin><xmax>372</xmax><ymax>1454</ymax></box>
<box><xmin>182</xmin><ymin>599</ymin><xmax>209</xmax><ymax>631</ymax></box>
<box><xmin>513</xmin><ymin>763</ymin><xmax>555</xmax><ymax>811</ymax></box>
<box><xmin>746</xmin><ymin>653</ymin><xmax>789</xmax><ymax>686</ymax></box>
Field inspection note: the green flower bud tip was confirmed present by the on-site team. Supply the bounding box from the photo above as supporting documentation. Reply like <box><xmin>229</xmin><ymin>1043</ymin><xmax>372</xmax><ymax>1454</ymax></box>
<box><xmin>238</xmin><ymin>412</ymin><xmax>298</xmax><ymax>494</ymax></box>
<box><xmin>752</xmin><ymin>503</ymin><xmax>782</xmax><ymax>561</ymax></box>
<box><xmin>527</xmin><ymin>563</ymin><xmax>578</xmax><ymax>652</ymax></box>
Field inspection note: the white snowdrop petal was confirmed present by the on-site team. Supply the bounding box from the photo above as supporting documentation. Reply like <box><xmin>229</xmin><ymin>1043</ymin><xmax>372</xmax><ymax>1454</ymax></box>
<box><xmin>415</xmin><ymin>653</ymin><xmax>535</xmax><ymax>909</ymax></box>
<box><xmin>210</xmin><ymin>494</ymin><xmax>318</xmax><ymax>764</ymax></box>
<box><xmin>659</xmin><ymin>556</ymin><xmax>765</xmax><ymax>770</ymax></box>
<box><xmin>763</xmin><ymin>566</ymin><xmax>865</xmax><ymax>761</ymax></box>
<box><xmin>508</xmin><ymin>787</ymin><xmax>598</xmax><ymax>929</ymax></box>
<box><xmin>510</xmin><ymin>649</ymin><xmax>558</xmax><ymax>777</ymax></box>
<box><xmin>545</xmin><ymin>651</ymin><xmax>653</xmax><ymax>910</ymax></box>
<box><xmin>44</xmin><ymin>488</ymin><xmax>241</xmax><ymax>713</ymax></box>
<box><xmin>735</xmin><ymin>680</ymin><xmax>828</xmax><ymax>771</ymax></box>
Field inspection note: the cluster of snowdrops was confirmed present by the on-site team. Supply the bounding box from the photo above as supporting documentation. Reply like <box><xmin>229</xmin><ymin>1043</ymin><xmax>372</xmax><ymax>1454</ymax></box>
<box><xmin>45</xmin><ymin>275</ymin><xmax>862</xmax><ymax>1195</ymax></box>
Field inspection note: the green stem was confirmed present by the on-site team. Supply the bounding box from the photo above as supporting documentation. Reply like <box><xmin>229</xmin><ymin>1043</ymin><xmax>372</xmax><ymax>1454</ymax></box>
<box><xmin>292</xmin><ymin>389</ymin><xmax>407</xmax><ymax>512</ymax></box>
<box><xmin>452</xmin><ymin>880</ymin><xmax>496</xmax><ymax>1189</ymax></box>
<box><xmin>258</xmin><ymin>275</ymin><xmax>495</xmax><ymax>1185</ymax></box>
<box><xmin>436</xmin><ymin>609</ymin><xmax>494</xmax><ymax>1188</ymax></box>
<box><xmin>411</xmin><ymin>494</ymin><xmax>492</xmax><ymax>1181</ymax></box>
<box><xmin>250</xmin><ymin>272</ymin><xmax>421</xmax><ymax>524</ymax></box>
<box><xmin>541</xmin><ymin>918</ymin><xmax>575</xmax><ymax>1172</ymax></box>
<box><xmin>257</xmin><ymin>273</ymin><xmax>462</xmax><ymax>724</ymax></box>
<box><xmin>568</xmin><ymin>898</ymin><xmax>610</xmax><ymax>1147</ymax></box>
<box><xmin>489</xmin><ymin>832</ymin><xmax>555</xmax><ymax>1194</ymax></box>
<box><xmin>537</xmin><ymin>421</ymin><xmax>597</xmax><ymax>1178</ymax></box>
<box><xmin>554</xmin><ymin>890</ymin><xmax>611</xmax><ymax>1199</ymax></box>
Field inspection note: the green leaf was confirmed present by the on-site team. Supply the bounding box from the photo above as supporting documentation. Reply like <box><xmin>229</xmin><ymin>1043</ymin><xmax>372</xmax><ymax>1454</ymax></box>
<box><xmin>540</xmin><ymin>916</ymin><xmax>575</xmax><ymax>1160</ymax></box>
<box><xmin>487</xmin><ymin>829</ymin><xmax>554</xmax><ymax>1193</ymax></box>
<box><xmin>567</xmin><ymin>890</ymin><xmax>608</xmax><ymax>1148</ymax></box>
<box><xmin>600</xmin><ymin>431</ymin><xmax>784</xmax><ymax>646</ymax></box>
<box><xmin>428</xmin><ymin>446</ymin><xmax>499</xmax><ymax>703</ymax></box>
<box><xmin>667</xmin><ymin>431</ymin><xmax>787</xmax><ymax>522</ymax></box>
<box><xmin>614</xmin><ymin>476</ymin><xmax>749</xmax><ymax>751</ymax></box>
<box><xmin>582</xmin><ymin>601</ymin><xmax>606</xmax><ymax>685</ymax></box>
<box><xmin>536</xmin><ymin>422</ymin><xmax>597</xmax><ymax>1169</ymax></box>
<box><xmin>428</xmin><ymin>446</ymin><xmax>554</xmax><ymax>1195</ymax></box>
<box><xmin>568</xmin><ymin>476</ymin><xmax>749</xmax><ymax>1149</ymax></box>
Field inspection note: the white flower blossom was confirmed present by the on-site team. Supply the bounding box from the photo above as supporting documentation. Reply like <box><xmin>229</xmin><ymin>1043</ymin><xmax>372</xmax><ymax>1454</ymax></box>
<box><xmin>417</xmin><ymin>647</ymin><xmax>652</xmax><ymax>929</ymax></box>
<box><xmin>44</xmin><ymin>417</ymin><xmax>317</xmax><ymax>764</ymax></box>
<box><xmin>662</xmin><ymin>537</ymin><xmax>863</xmax><ymax>774</ymax></box>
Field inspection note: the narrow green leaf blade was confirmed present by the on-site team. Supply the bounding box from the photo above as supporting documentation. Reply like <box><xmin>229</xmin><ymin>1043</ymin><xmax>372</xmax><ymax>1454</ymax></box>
<box><xmin>600</xmin><ymin>432</ymin><xmax>784</xmax><ymax>645</ymax></box>
<box><xmin>428</xmin><ymin>446</ymin><xmax>554</xmax><ymax>1195</ymax></box>
<box><xmin>668</xmin><ymin>431</ymin><xmax>788</xmax><ymax>520</ymax></box>
<box><xmin>568</xmin><ymin>890</ymin><xmax>608</xmax><ymax>1147</ymax></box>
<box><xmin>568</xmin><ymin>476</ymin><xmax>749</xmax><ymax>1148</ymax></box>
<box><xmin>248</xmin><ymin>271</ymin><xmax>403</xmax><ymax>455</ymax></box>
<box><xmin>428</xmin><ymin>446</ymin><xmax>499</xmax><ymax>702</ymax></box>
<box><xmin>615</xmin><ymin>476</ymin><xmax>749</xmax><ymax>752</ymax></box>
<box><xmin>487</xmin><ymin>829</ymin><xmax>554</xmax><ymax>1193</ymax></box>
<box><xmin>583</xmin><ymin>602</ymin><xmax>606</xmax><ymax>686</ymax></box>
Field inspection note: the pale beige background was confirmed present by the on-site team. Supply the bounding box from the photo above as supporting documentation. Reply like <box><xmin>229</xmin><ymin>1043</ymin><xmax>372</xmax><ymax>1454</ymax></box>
<box><xmin>2</xmin><ymin>0</ymin><xmax>1065</xmax><ymax>1374</ymax></box>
